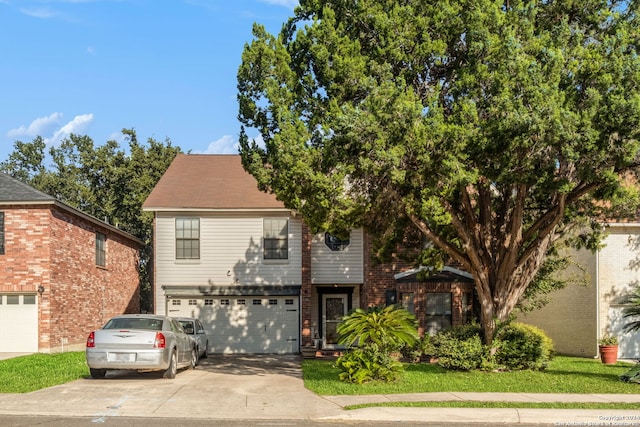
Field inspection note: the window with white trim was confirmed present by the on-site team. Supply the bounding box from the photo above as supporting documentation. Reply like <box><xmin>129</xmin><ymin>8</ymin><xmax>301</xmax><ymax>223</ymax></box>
<box><xmin>96</xmin><ymin>232</ymin><xmax>106</xmax><ymax>267</ymax></box>
<box><xmin>263</xmin><ymin>218</ymin><xmax>288</xmax><ymax>260</ymax></box>
<box><xmin>176</xmin><ymin>218</ymin><xmax>200</xmax><ymax>259</ymax></box>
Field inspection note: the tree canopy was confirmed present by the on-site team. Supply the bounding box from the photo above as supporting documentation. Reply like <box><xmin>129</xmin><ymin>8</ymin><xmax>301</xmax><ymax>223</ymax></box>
<box><xmin>237</xmin><ymin>0</ymin><xmax>640</xmax><ymax>344</ymax></box>
<box><xmin>1</xmin><ymin>130</ymin><xmax>182</xmax><ymax>311</ymax></box>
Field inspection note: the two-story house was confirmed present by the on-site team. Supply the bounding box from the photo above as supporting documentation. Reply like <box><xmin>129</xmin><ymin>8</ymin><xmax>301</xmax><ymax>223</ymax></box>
<box><xmin>0</xmin><ymin>173</ymin><xmax>141</xmax><ymax>353</ymax></box>
<box><xmin>143</xmin><ymin>154</ymin><xmax>475</xmax><ymax>354</ymax></box>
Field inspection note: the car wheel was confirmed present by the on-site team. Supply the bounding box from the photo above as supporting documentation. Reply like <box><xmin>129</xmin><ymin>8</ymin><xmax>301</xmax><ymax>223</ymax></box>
<box><xmin>202</xmin><ymin>342</ymin><xmax>208</xmax><ymax>359</ymax></box>
<box><xmin>189</xmin><ymin>347</ymin><xmax>197</xmax><ymax>369</ymax></box>
<box><xmin>163</xmin><ymin>350</ymin><xmax>177</xmax><ymax>379</ymax></box>
<box><xmin>90</xmin><ymin>368</ymin><xmax>106</xmax><ymax>379</ymax></box>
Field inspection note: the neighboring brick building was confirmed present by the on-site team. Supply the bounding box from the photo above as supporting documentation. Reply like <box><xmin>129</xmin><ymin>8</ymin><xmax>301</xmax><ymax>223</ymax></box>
<box><xmin>0</xmin><ymin>173</ymin><xmax>142</xmax><ymax>353</ymax></box>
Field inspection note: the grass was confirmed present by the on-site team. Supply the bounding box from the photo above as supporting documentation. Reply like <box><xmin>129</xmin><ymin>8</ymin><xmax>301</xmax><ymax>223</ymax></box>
<box><xmin>302</xmin><ymin>356</ymin><xmax>640</xmax><ymax>396</ymax></box>
<box><xmin>0</xmin><ymin>352</ymin><xmax>88</xmax><ymax>393</ymax></box>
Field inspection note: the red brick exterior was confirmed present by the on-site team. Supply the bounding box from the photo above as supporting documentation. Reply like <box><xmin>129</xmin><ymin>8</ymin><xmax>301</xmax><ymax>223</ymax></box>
<box><xmin>0</xmin><ymin>204</ymin><xmax>140</xmax><ymax>352</ymax></box>
<box><xmin>301</xmin><ymin>223</ymin><xmax>313</xmax><ymax>346</ymax></box>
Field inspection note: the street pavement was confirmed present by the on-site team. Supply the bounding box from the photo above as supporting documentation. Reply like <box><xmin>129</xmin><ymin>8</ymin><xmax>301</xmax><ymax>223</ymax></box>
<box><xmin>0</xmin><ymin>353</ymin><xmax>639</xmax><ymax>425</ymax></box>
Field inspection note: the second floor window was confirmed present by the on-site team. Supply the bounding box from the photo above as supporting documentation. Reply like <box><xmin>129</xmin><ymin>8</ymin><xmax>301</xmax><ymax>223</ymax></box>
<box><xmin>96</xmin><ymin>232</ymin><xmax>106</xmax><ymax>267</ymax></box>
<box><xmin>263</xmin><ymin>218</ymin><xmax>288</xmax><ymax>260</ymax></box>
<box><xmin>176</xmin><ymin>218</ymin><xmax>200</xmax><ymax>259</ymax></box>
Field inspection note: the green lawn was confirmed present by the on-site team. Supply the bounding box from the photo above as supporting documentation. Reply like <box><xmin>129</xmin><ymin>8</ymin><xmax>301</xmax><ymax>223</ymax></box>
<box><xmin>302</xmin><ymin>356</ymin><xmax>640</xmax><ymax>396</ymax></box>
<box><xmin>3</xmin><ymin>352</ymin><xmax>639</xmax><ymax>411</ymax></box>
<box><xmin>0</xmin><ymin>352</ymin><xmax>88</xmax><ymax>393</ymax></box>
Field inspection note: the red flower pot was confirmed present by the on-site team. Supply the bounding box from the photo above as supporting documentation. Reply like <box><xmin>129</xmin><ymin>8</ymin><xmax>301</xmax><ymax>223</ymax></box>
<box><xmin>599</xmin><ymin>345</ymin><xmax>619</xmax><ymax>364</ymax></box>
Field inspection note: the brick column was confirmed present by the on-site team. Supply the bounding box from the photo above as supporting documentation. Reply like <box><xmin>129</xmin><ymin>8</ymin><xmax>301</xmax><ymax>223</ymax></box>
<box><xmin>300</xmin><ymin>222</ymin><xmax>313</xmax><ymax>346</ymax></box>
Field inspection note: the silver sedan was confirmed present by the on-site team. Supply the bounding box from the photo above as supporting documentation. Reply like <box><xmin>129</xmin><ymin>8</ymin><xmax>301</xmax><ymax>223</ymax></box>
<box><xmin>85</xmin><ymin>314</ymin><xmax>196</xmax><ymax>379</ymax></box>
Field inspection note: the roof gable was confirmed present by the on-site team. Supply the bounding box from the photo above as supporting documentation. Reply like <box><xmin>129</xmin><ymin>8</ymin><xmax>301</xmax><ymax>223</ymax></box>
<box><xmin>0</xmin><ymin>173</ymin><xmax>54</xmax><ymax>202</ymax></box>
<box><xmin>142</xmin><ymin>154</ymin><xmax>285</xmax><ymax>210</ymax></box>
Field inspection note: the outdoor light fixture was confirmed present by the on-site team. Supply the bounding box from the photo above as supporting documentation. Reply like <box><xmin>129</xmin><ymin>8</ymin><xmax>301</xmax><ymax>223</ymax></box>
<box><xmin>37</xmin><ymin>285</ymin><xmax>45</xmax><ymax>295</ymax></box>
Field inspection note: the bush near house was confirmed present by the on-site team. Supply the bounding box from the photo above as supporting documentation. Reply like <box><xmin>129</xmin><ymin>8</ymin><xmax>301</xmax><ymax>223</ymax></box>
<box><xmin>430</xmin><ymin>322</ymin><xmax>554</xmax><ymax>372</ymax></box>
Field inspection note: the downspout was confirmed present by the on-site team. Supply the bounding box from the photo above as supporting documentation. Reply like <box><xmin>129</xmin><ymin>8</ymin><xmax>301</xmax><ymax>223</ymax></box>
<box><xmin>595</xmin><ymin>249</ymin><xmax>600</xmax><ymax>359</ymax></box>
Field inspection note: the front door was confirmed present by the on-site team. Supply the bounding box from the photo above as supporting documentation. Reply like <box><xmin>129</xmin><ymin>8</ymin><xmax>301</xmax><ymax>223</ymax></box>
<box><xmin>322</xmin><ymin>294</ymin><xmax>348</xmax><ymax>348</ymax></box>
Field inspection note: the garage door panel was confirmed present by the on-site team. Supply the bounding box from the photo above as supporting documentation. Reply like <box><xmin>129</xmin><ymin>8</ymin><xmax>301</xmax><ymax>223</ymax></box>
<box><xmin>166</xmin><ymin>296</ymin><xmax>299</xmax><ymax>354</ymax></box>
<box><xmin>0</xmin><ymin>294</ymin><xmax>38</xmax><ymax>352</ymax></box>
<box><xmin>608</xmin><ymin>307</ymin><xmax>640</xmax><ymax>359</ymax></box>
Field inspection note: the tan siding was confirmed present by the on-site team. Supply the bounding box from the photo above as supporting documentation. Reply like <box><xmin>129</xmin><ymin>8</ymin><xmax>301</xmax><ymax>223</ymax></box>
<box><xmin>154</xmin><ymin>212</ymin><xmax>302</xmax><ymax>315</ymax></box>
<box><xmin>311</xmin><ymin>228</ymin><xmax>364</xmax><ymax>284</ymax></box>
<box><xmin>518</xmin><ymin>247</ymin><xmax>598</xmax><ymax>357</ymax></box>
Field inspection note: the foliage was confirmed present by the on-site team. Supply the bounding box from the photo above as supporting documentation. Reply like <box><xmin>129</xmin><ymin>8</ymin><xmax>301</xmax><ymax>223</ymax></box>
<box><xmin>622</xmin><ymin>285</ymin><xmax>640</xmax><ymax>333</ymax></box>
<box><xmin>429</xmin><ymin>322</ymin><xmax>553</xmax><ymax>371</ymax></box>
<box><xmin>430</xmin><ymin>324</ymin><xmax>488</xmax><ymax>371</ymax></box>
<box><xmin>337</xmin><ymin>305</ymin><xmax>419</xmax><ymax>352</ymax></box>
<box><xmin>238</xmin><ymin>0</ymin><xmax>640</xmax><ymax>346</ymax></box>
<box><xmin>334</xmin><ymin>344</ymin><xmax>403</xmax><ymax>384</ymax></box>
<box><xmin>303</xmin><ymin>356</ymin><xmax>637</xmax><ymax>396</ymax></box>
<box><xmin>0</xmin><ymin>130</ymin><xmax>182</xmax><ymax>311</ymax></box>
<box><xmin>493</xmin><ymin>322</ymin><xmax>554</xmax><ymax>370</ymax></box>
<box><xmin>334</xmin><ymin>305</ymin><xmax>418</xmax><ymax>383</ymax></box>
<box><xmin>620</xmin><ymin>364</ymin><xmax>640</xmax><ymax>384</ymax></box>
<box><xmin>599</xmin><ymin>335</ymin><xmax>619</xmax><ymax>346</ymax></box>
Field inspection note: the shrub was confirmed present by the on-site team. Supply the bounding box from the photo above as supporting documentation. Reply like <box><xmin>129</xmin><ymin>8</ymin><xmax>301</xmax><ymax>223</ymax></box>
<box><xmin>493</xmin><ymin>322</ymin><xmax>554</xmax><ymax>370</ymax></box>
<box><xmin>430</xmin><ymin>324</ymin><xmax>487</xmax><ymax>370</ymax></box>
<box><xmin>429</xmin><ymin>322</ymin><xmax>554</xmax><ymax>371</ymax></box>
<box><xmin>334</xmin><ymin>344</ymin><xmax>403</xmax><ymax>383</ymax></box>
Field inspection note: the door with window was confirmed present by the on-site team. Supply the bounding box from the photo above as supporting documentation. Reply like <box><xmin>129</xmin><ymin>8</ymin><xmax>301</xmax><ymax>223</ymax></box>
<box><xmin>323</xmin><ymin>294</ymin><xmax>348</xmax><ymax>348</ymax></box>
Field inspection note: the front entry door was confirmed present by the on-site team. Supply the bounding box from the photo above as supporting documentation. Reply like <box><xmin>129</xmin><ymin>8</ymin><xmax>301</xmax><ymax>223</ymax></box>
<box><xmin>323</xmin><ymin>294</ymin><xmax>348</xmax><ymax>348</ymax></box>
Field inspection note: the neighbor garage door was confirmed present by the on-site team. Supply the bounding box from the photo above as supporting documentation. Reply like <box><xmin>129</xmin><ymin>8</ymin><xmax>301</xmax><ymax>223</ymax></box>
<box><xmin>608</xmin><ymin>306</ymin><xmax>640</xmax><ymax>359</ymax></box>
<box><xmin>168</xmin><ymin>296</ymin><xmax>299</xmax><ymax>354</ymax></box>
<box><xmin>0</xmin><ymin>294</ymin><xmax>38</xmax><ymax>352</ymax></box>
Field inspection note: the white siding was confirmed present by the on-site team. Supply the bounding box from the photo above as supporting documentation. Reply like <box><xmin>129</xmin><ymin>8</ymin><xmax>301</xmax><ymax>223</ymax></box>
<box><xmin>154</xmin><ymin>212</ymin><xmax>302</xmax><ymax>315</ymax></box>
<box><xmin>597</xmin><ymin>225</ymin><xmax>640</xmax><ymax>359</ymax></box>
<box><xmin>311</xmin><ymin>228</ymin><xmax>364</xmax><ymax>284</ymax></box>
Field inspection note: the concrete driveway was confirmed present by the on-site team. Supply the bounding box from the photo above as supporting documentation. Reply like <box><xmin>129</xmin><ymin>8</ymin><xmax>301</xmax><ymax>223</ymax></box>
<box><xmin>0</xmin><ymin>354</ymin><xmax>344</xmax><ymax>421</ymax></box>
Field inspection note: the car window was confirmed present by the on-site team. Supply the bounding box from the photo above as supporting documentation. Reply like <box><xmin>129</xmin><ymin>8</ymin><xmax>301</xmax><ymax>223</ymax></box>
<box><xmin>179</xmin><ymin>320</ymin><xmax>194</xmax><ymax>334</ymax></box>
<box><xmin>196</xmin><ymin>320</ymin><xmax>204</xmax><ymax>333</ymax></box>
<box><xmin>103</xmin><ymin>318</ymin><xmax>163</xmax><ymax>331</ymax></box>
<box><xmin>172</xmin><ymin>319</ymin><xmax>185</xmax><ymax>334</ymax></box>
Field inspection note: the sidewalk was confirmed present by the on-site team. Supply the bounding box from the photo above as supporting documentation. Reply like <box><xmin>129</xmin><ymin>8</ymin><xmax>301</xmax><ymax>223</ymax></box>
<box><xmin>0</xmin><ymin>354</ymin><xmax>639</xmax><ymax>424</ymax></box>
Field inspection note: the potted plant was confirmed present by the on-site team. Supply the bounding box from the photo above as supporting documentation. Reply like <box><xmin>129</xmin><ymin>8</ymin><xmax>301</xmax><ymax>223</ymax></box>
<box><xmin>598</xmin><ymin>335</ymin><xmax>619</xmax><ymax>364</ymax></box>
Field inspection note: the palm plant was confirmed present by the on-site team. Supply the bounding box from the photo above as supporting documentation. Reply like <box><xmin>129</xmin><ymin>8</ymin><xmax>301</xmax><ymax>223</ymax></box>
<box><xmin>335</xmin><ymin>305</ymin><xmax>419</xmax><ymax>383</ymax></box>
<box><xmin>337</xmin><ymin>305</ymin><xmax>419</xmax><ymax>352</ymax></box>
<box><xmin>622</xmin><ymin>286</ymin><xmax>640</xmax><ymax>333</ymax></box>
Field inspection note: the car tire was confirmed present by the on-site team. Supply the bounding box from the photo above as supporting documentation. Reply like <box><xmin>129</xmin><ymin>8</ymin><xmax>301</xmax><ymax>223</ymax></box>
<box><xmin>163</xmin><ymin>350</ymin><xmax>177</xmax><ymax>379</ymax></box>
<box><xmin>90</xmin><ymin>368</ymin><xmax>106</xmax><ymax>379</ymax></box>
<box><xmin>189</xmin><ymin>348</ymin><xmax>197</xmax><ymax>370</ymax></box>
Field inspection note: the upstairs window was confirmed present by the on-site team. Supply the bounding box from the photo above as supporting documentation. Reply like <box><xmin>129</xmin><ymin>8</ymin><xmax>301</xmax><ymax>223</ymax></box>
<box><xmin>96</xmin><ymin>232</ymin><xmax>106</xmax><ymax>267</ymax></box>
<box><xmin>0</xmin><ymin>212</ymin><xmax>4</xmax><ymax>255</ymax></box>
<box><xmin>324</xmin><ymin>232</ymin><xmax>350</xmax><ymax>251</ymax></box>
<box><xmin>176</xmin><ymin>218</ymin><xmax>200</xmax><ymax>259</ymax></box>
<box><xmin>263</xmin><ymin>218</ymin><xmax>288</xmax><ymax>260</ymax></box>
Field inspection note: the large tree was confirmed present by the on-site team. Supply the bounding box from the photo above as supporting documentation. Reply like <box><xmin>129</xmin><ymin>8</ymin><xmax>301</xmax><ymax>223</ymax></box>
<box><xmin>1</xmin><ymin>130</ymin><xmax>182</xmax><ymax>312</ymax></box>
<box><xmin>237</xmin><ymin>0</ymin><xmax>640</xmax><ymax>344</ymax></box>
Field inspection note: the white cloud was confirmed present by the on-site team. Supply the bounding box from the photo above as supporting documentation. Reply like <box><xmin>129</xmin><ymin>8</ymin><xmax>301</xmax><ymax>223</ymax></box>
<box><xmin>259</xmin><ymin>0</ymin><xmax>298</xmax><ymax>9</ymax></box>
<box><xmin>201</xmin><ymin>135</ymin><xmax>239</xmax><ymax>154</ymax></box>
<box><xmin>19</xmin><ymin>7</ymin><xmax>59</xmax><ymax>19</ymax></box>
<box><xmin>7</xmin><ymin>113</ymin><xmax>63</xmax><ymax>138</ymax></box>
<box><xmin>47</xmin><ymin>113</ymin><xmax>94</xmax><ymax>144</ymax></box>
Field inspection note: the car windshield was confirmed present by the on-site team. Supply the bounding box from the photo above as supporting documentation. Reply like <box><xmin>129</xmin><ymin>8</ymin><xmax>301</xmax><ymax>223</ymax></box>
<box><xmin>103</xmin><ymin>317</ymin><xmax>163</xmax><ymax>331</ymax></box>
<box><xmin>179</xmin><ymin>321</ymin><xmax>194</xmax><ymax>334</ymax></box>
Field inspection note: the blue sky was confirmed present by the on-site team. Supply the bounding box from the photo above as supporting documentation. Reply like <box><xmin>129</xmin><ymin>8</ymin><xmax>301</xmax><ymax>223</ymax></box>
<box><xmin>0</xmin><ymin>0</ymin><xmax>297</xmax><ymax>162</ymax></box>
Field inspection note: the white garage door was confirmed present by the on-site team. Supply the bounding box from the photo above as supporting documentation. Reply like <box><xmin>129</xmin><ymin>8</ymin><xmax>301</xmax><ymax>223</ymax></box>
<box><xmin>167</xmin><ymin>296</ymin><xmax>299</xmax><ymax>354</ymax></box>
<box><xmin>0</xmin><ymin>294</ymin><xmax>38</xmax><ymax>352</ymax></box>
<box><xmin>608</xmin><ymin>306</ymin><xmax>640</xmax><ymax>359</ymax></box>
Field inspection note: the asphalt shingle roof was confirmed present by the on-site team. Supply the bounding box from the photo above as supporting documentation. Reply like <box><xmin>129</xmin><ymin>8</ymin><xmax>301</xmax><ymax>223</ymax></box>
<box><xmin>0</xmin><ymin>173</ymin><xmax>54</xmax><ymax>202</ymax></box>
<box><xmin>142</xmin><ymin>154</ymin><xmax>285</xmax><ymax>210</ymax></box>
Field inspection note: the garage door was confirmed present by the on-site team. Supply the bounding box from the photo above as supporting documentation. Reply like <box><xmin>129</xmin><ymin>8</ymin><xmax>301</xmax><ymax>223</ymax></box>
<box><xmin>168</xmin><ymin>296</ymin><xmax>299</xmax><ymax>354</ymax></box>
<box><xmin>608</xmin><ymin>306</ymin><xmax>640</xmax><ymax>359</ymax></box>
<box><xmin>0</xmin><ymin>294</ymin><xmax>38</xmax><ymax>352</ymax></box>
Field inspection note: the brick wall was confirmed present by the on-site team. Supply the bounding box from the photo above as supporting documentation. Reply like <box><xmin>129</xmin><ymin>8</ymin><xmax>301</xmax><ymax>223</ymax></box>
<box><xmin>0</xmin><ymin>204</ymin><xmax>140</xmax><ymax>353</ymax></box>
